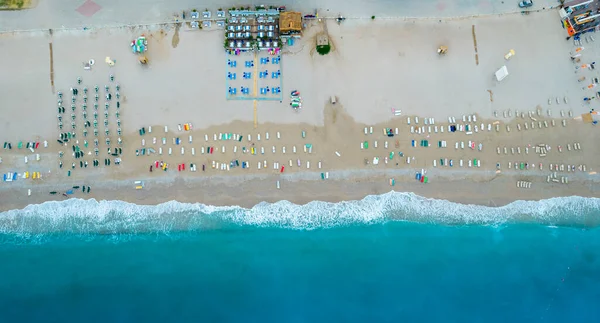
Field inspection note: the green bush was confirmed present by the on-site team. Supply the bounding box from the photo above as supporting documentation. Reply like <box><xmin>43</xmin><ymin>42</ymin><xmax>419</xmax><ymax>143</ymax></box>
<box><xmin>316</xmin><ymin>44</ymin><xmax>331</xmax><ymax>55</ymax></box>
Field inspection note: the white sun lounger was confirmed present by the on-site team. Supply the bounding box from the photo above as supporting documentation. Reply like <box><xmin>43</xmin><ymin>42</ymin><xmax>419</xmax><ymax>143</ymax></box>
<box><xmin>407</xmin><ymin>117</ymin><xmax>411</xmax><ymax>125</ymax></box>
<box><xmin>282</xmin><ymin>146</ymin><xmax>286</xmax><ymax>154</ymax></box>
<box><xmin>318</xmin><ymin>161</ymin><xmax>322</xmax><ymax>169</ymax></box>
<box><xmin>168</xmin><ymin>148</ymin><xmax>172</xmax><ymax>155</ymax></box>
<box><xmin>159</xmin><ymin>147</ymin><xmax>163</xmax><ymax>155</ymax></box>
<box><xmin>266</xmin><ymin>132</ymin><xmax>269</xmax><ymax>140</ymax></box>
<box><xmin>293</xmin><ymin>146</ymin><xmax>296</xmax><ymax>153</ymax></box>
<box><xmin>192</xmin><ymin>147</ymin><xmax>195</xmax><ymax>155</ymax></box>
<box><xmin>257</xmin><ymin>134</ymin><xmax>261</xmax><ymax>141</ymax></box>
<box><xmin>213</xmin><ymin>134</ymin><xmax>217</xmax><ymax>141</ymax></box>
<box><xmin>460</xmin><ymin>159</ymin><xmax>463</xmax><ymax>167</ymax></box>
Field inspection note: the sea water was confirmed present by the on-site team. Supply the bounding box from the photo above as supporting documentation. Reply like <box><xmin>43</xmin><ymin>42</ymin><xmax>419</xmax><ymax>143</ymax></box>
<box><xmin>0</xmin><ymin>192</ymin><xmax>599</xmax><ymax>322</ymax></box>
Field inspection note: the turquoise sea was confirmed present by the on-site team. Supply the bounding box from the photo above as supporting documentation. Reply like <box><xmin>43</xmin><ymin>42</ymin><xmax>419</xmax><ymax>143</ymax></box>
<box><xmin>0</xmin><ymin>193</ymin><xmax>599</xmax><ymax>322</ymax></box>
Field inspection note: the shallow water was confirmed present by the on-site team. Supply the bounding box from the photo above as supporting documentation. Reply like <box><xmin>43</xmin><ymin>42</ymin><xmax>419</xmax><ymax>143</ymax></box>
<box><xmin>0</xmin><ymin>194</ymin><xmax>599</xmax><ymax>322</ymax></box>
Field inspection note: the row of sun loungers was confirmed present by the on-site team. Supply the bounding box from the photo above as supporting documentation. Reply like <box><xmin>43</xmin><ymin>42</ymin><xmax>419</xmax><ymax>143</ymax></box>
<box><xmin>516</xmin><ymin>181</ymin><xmax>532</xmax><ymax>188</ymax></box>
<box><xmin>433</xmin><ymin>158</ymin><xmax>480</xmax><ymax>168</ymax></box>
<box><xmin>547</xmin><ymin>172</ymin><xmax>570</xmax><ymax>184</ymax></box>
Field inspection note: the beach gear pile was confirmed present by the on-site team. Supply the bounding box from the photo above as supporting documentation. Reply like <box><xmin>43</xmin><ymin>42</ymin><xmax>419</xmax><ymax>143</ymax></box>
<box><xmin>290</xmin><ymin>90</ymin><xmax>302</xmax><ymax>110</ymax></box>
<box><xmin>131</xmin><ymin>36</ymin><xmax>147</xmax><ymax>54</ymax></box>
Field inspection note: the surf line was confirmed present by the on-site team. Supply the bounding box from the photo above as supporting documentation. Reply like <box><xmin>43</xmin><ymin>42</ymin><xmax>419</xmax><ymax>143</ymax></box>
<box><xmin>472</xmin><ymin>25</ymin><xmax>479</xmax><ymax>66</ymax></box>
<box><xmin>49</xmin><ymin>28</ymin><xmax>55</xmax><ymax>93</ymax></box>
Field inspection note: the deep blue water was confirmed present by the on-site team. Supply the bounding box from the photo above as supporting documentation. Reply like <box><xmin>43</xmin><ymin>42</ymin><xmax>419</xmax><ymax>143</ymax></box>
<box><xmin>1</xmin><ymin>222</ymin><xmax>599</xmax><ymax>323</ymax></box>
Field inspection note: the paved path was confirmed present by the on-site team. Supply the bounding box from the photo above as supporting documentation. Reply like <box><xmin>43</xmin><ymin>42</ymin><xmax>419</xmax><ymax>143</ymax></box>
<box><xmin>0</xmin><ymin>0</ymin><xmax>560</xmax><ymax>32</ymax></box>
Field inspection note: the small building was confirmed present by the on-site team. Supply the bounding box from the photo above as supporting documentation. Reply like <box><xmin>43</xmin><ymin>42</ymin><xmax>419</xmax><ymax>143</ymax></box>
<box><xmin>279</xmin><ymin>12</ymin><xmax>302</xmax><ymax>37</ymax></box>
<box><xmin>560</xmin><ymin>0</ymin><xmax>600</xmax><ymax>36</ymax></box>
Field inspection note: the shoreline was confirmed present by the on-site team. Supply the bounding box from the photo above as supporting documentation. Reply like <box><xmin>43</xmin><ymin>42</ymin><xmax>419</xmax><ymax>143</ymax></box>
<box><xmin>1</xmin><ymin>169</ymin><xmax>599</xmax><ymax>213</ymax></box>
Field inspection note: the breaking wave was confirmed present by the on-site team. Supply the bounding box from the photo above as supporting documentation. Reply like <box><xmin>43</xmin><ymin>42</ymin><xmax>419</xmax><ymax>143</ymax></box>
<box><xmin>1</xmin><ymin>192</ymin><xmax>600</xmax><ymax>238</ymax></box>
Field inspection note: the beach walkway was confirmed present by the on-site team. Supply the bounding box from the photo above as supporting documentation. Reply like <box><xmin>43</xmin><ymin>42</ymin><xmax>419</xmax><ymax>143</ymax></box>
<box><xmin>0</xmin><ymin>0</ymin><xmax>559</xmax><ymax>32</ymax></box>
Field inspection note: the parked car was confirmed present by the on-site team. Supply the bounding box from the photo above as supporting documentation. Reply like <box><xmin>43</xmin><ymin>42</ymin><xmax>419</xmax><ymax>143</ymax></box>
<box><xmin>519</xmin><ymin>0</ymin><xmax>533</xmax><ymax>8</ymax></box>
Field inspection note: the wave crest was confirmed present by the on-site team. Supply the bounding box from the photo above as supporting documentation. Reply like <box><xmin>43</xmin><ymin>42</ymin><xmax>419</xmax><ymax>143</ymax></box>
<box><xmin>1</xmin><ymin>192</ymin><xmax>599</xmax><ymax>236</ymax></box>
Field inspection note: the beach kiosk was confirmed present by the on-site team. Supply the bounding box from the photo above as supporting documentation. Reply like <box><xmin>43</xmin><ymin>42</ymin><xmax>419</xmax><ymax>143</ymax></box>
<box><xmin>495</xmin><ymin>65</ymin><xmax>509</xmax><ymax>82</ymax></box>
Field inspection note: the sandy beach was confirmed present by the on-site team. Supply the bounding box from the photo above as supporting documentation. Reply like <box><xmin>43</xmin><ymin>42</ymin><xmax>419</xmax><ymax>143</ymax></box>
<box><xmin>1</xmin><ymin>9</ymin><xmax>599</xmax><ymax>212</ymax></box>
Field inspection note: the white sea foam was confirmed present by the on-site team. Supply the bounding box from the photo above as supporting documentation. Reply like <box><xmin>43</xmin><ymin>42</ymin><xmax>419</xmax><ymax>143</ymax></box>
<box><xmin>0</xmin><ymin>193</ymin><xmax>599</xmax><ymax>235</ymax></box>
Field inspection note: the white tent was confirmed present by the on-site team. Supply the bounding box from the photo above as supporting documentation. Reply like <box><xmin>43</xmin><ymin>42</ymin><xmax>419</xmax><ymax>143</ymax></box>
<box><xmin>495</xmin><ymin>65</ymin><xmax>508</xmax><ymax>82</ymax></box>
